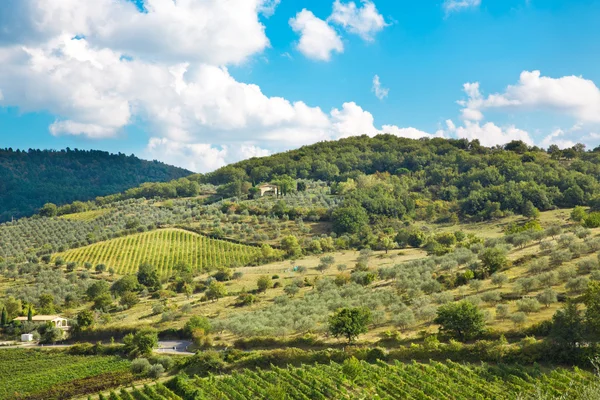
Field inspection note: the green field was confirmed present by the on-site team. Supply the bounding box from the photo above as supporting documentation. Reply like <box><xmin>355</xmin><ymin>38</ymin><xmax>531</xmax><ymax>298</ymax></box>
<box><xmin>159</xmin><ymin>360</ymin><xmax>598</xmax><ymax>400</ymax></box>
<box><xmin>0</xmin><ymin>349</ymin><xmax>132</xmax><ymax>400</ymax></box>
<box><xmin>60</xmin><ymin>209</ymin><xmax>110</xmax><ymax>221</ymax></box>
<box><xmin>58</xmin><ymin>229</ymin><xmax>264</xmax><ymax>276</ymax></box>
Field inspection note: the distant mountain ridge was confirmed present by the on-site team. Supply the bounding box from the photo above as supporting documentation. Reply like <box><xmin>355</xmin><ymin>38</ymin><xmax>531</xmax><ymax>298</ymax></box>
<box><xmin>0</xmin><ymin>147</ymin><xmax>191</xmax><ymax>222</ymax></box>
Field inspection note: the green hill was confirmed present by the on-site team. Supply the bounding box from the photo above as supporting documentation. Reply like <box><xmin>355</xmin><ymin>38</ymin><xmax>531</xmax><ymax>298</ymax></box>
<box><xmin>0</xmin><ymin>147</ymin><xmax>191</xmax><ymax>222</ymax></box>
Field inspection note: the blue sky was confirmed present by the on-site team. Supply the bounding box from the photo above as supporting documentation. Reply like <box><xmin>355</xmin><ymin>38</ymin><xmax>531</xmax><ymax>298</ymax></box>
<box><xmin>0</xmin><ymin>0</ymin><xmax>599</xmax><ymax>171</ymax></box>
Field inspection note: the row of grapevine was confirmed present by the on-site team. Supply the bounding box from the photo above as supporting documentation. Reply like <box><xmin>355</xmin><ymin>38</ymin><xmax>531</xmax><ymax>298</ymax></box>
<box><xmin>92</xmin><ymin>383</ymin><xmax>182</xmax><ymax>400</ymax></box>
<box><xmin>156</xmin><ymin>360</ymin><xmax>598</xmax><ymax>400</ymax></box>
<box><xmin>0</xmin><ymin>349</ymin><xmax>131</xmax><ymax>400</ymax></box>
<box><xmin>57</xmin><ymin>229</ymin><xmax>264</xmax><ymax>276</ymax></box>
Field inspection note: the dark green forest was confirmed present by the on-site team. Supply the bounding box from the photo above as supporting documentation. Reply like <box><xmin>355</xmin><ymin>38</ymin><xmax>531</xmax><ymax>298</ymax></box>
<box><xmin>0</xmin><ymin>148</ymin><xmax>190</xmax><ymax>222</ymax></box>
<box><xmin>201</xmin><ymin>136</ymin><xmax>600</xmax><ymax>221</ymax></box>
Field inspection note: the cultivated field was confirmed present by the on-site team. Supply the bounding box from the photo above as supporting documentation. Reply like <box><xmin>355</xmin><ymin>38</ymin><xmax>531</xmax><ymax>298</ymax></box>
<box><xmin>57</xmin><ymin>229</ymin><xmax>264</xmax><ymax>276</ymax></box>
<box><xmin>0</xmin><ymin>349</ymin><xmax>132</xmax><ymax>400</ymax></box>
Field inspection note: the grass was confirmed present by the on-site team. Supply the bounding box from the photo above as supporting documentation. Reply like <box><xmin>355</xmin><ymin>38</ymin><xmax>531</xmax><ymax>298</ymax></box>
<box><xmin>60</xmin><ymin>209</ymin><xmax>110</xmax><ymax>221</ymax></box>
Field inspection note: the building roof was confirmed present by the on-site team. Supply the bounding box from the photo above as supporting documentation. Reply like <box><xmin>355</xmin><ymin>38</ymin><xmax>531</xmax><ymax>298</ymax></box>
<box><xmin>258</xmin><ymin>183</ymin><xmax>277</xmax><ymax>188</ymax></box>
<box><xmin>14</xmin><ymin>315</ymin><xmax>66</xmax><ymax>322</ymax></box>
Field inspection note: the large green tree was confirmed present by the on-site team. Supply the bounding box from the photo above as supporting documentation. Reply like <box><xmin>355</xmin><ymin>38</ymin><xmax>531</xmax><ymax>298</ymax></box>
<box><xmin>434</xmin><ymin>301</ymin><xmax>486</xmax><ymax>341</ymax></box>
<box><xmin>328</xmin><ymin>307</ymin><xmax>372</xmax><ymax>343</ymax></box>
<box><xmin>137</xmin><ymin>263</ymin><xmax>161</xmax><ymax>292</ymax></box>
<box><xmin>332</xmin><ymin>205</ymin><xmax>369</xmax><ymax>235</ymax></box>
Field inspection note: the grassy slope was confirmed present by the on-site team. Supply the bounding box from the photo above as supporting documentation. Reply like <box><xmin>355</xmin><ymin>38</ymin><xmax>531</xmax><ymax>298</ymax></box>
<box><xmin>94</xmin><ymin>208</ymin><xmax>591</xmax><ymax>344</ymax></box>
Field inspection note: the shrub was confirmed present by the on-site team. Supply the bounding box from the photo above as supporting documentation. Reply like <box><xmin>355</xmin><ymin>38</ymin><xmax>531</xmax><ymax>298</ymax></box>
<box><xmin>511</xmin><ymin>312</ymin><xmax>527</xmax><ymax>327</ymax></box>
<box><xmin>341</xmin><ymin>357</ymin><xmax>362</xmax><ymax>381</ymax></box>
<box><xmin>516</xmin><ymin>298</ymin><xmax>541</xmax><ymax>314</ymax></box>
<box><xmin>496</xmin><ymin>304</ymin><xmax>509</xmax><ymax>320</ymax></box>
<box><xmin>148</xmin><ymin>364</ymin><xmax>165</xmax><ymax>379</ymax></box>
<box><xmin>131</xmin><ymin>358</ymin><xmax>151</xmax><ymax>375</ymax></box>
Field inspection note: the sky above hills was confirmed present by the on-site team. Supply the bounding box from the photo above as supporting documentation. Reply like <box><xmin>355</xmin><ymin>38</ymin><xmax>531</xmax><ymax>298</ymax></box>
<box><xmin>0</xmin><ymin>0</ymin><xmax>599</xmax><ymax>172</ymax></box>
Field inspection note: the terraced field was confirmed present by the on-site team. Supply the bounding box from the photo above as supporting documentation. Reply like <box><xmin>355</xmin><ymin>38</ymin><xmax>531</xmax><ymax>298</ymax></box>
<box><xmin>58</xmin><ymin>229</ymin><xmax>264</xmax><ymax>276</ymax></box>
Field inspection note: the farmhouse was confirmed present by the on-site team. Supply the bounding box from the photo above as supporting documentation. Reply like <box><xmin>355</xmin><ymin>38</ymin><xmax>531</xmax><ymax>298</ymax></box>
<box><xmin>14</xmin><ymin>315</ymin><xmax>70</xmax><ymax>330</ymax></box>
<box><xmin>258</xmin><ymin>183</ymin><xmax>279</xmax><ymax>197</ymax></box>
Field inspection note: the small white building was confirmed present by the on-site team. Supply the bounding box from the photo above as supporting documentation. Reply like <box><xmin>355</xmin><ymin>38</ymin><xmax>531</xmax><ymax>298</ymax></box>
<box><xmin>21</xmin><ymin>334</ymin><xmax>34</xmax><ymax>342</ymax></box>
<box><xmin>258</xmin><ymin>183</ymin><xmax>279</xmax><ymax>197</ymax></box>
<box><xmin>14</xmin><ymin>315</ymin><xmax>70</xmax><ymax>330</ymax></box>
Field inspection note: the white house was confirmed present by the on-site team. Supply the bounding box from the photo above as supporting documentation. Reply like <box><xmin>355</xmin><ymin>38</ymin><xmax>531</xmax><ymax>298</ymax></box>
<box><xmin>258</xmin><ymin>183</ymin><xmax>279</xmax><ymax>197</ymax></box>
<box><xmin>14</xmin><ymin>315</ymin><xmax>70</xmax><ymax>330</ymax></box>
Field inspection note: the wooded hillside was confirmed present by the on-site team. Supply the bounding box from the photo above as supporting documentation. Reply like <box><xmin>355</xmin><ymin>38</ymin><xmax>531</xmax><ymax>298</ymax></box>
<box><xmin>0</xmin><ymin>148</ymin><xmax>191</xmax><ymax>222</ymax></box>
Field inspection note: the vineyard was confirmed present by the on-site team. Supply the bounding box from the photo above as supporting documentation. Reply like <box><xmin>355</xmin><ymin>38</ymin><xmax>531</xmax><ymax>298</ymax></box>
<box><xmin>0</xmin><ymin>349</ymin><xmax>132</xmax><ymax>400</ymax></box>
<box><xmin>57</xmin><ymin>229</ymin><xmax>265</xmax><ymax>276</ymax></box>
<box><xmin>158</xmin><ymin>360</ymin><xmax>598</xmax><ymax>400</ymax></box>
<box><xmin>91</xmin><ymin>383</ymin><xmax>182</xmax><ymax>400</ymax></box>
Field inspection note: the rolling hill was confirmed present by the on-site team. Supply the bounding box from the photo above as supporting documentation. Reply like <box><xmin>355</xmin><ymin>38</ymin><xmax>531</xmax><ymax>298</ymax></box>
<box><xmin>0</xmin><ymin>147</ymin><xmax>191</xmax><ymax>222</ymax></box>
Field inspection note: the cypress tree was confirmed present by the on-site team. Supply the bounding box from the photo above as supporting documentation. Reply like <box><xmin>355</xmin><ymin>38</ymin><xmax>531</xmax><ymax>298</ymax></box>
<box><xmin>1</xmin><ymin>307</ymin><xmax>7</xmax><ymax>326</ymax></box>
<box><xmin>27</xmin><ymin>306</ymin><xmax>33</xmax><ymax>322</ymax></box>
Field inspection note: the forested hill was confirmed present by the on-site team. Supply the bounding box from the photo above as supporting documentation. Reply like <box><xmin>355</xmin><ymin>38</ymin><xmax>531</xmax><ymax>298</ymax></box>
<box><xmin>0</xmin><ymin>148</ymin><xmax>191</xmax><ymax>222</ymax></box>
<box><xmin>201</xmin><ymin>135</ymin><xmax>600</xmax><ymax>220</ymax></box>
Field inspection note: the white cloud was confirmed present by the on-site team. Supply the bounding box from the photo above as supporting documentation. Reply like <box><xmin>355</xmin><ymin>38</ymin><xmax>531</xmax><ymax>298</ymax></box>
<box><xmin>145</xmin><ymin>138</ymin><xmax>271</xmax><ymax>172</ymax></box>
<box><xmin>447</xmin><ymin>119</ymin><xmax>533</xmax><ymax>147</ymax></box>
<box><xmin>382</xmin><ymin>125</ymin><xmax>445</xmax><ymax>139</ymax></box>
<box><xmin>540</xmin><ymin>129</ymin><xmax>576</xmax><ymax>149</ymax></box>
<box><xmin>331</xmin><ymin>102</ymin><xmax>443</xmax><ymax>140</ymax></box>
<box><xmin>329</xmin><ymin>0</ymin><xmax>388</xmax><ymax>41</ymax></box>
<box><xmin>372</xmin><ymin>75</ymin><xmax>389</xmax><ymax>100</ymax></box>
<box><xmin>0</xmin><ymin>0</ymin><xmax>273</xmax><ymax>65</ymax></box>
<box><xmin>443</xmin><ymin>0</ymin><xmax>481</xmax><ymax>14</ymax></box>
<box><xmin>289</xmin><ymin>9</ymin><xmax>344</xmax><ymax>61</ymax></box>
<box><xmin>50</xmin><ymin>121</ymin><xmax>118</xmax><ymax>139</ymax></box>
<box><xmin>258</xmin><ymin>0</ymin><xmax>281</xmax><ymax>17</ymax></box>
<box><xmin>460</xmin><ymin>71</ymin><xmax>600</xmax><ymax>123</ymax></box>
<box><xmin>331</xmin><ymin>102</ymin><xmax>378</xmax><ymax>138</ymax></box>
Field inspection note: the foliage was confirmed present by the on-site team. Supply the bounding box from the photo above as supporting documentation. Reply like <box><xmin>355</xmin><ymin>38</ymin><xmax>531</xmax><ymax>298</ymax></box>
<box><xmin>0</xmin><ymin>349</ymin><xmax>131</xmax><ymax>400</ymax></box>
<box><xmin>0</xmin><ymin>147</ymin><xmax>189</xmax><ymax>222</ymax></box>
<box><xmin>166</xmin><ymin>358</ymin><xmax>600</xmax><ymax>400</ymax></box>
<box><xmin>434</xmin><ymin>301</ymin><xmax>486</xmax><ymax>341</ymax></box>
<box><xmin>328</xmin><ymin>307</ymin><xmax>372</xmax><ymax>343</ymax></box>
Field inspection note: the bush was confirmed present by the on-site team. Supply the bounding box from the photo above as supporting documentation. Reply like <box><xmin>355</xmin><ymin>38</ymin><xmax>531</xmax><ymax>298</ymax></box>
<box><xmin>583</xmin><ymin>212</ymin><xmax>600</xmax><ymax>228</ymax></box>
<box><xmin>184</xmin><ymin>316</ymin><xmax>211</xmax><ymax>338</ymax></box>
<box><xmin>131</xmin><ymin>358</ymin><xmax>151</xmax><ymax>375</ymax></box>
<box><xmin>148</xmin><ymin>364</ymin><xmax>165</xmax><ymax>379</ymax></box>
<box><xmin>152</xmin><ymin>356</ymin><xmax>174</xmax><ymax>371</ymax></box>
<box><xmin>516</xmin><ymin>298</ymin><xmax>541</xmax><ymax>314</ymax></box>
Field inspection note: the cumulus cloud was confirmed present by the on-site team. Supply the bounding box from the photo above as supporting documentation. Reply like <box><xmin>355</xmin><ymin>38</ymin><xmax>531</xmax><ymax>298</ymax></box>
<box><xmin>329</xmin><ymin>0</ymin><xmax>388</xmax><ymax>41</ymax></box>
<box><xmin>145</xmin><ymin>138</ymin><xmax>271</xmax><ymax>172</ymax></box>
<box><xmin>372</xmin><ymin>75</ymin><xmax>389</xmax><ymax>100</ymax></box>
<box><xmin>289</xmin><ymin>9</ymin><xmax>344</xmax><ymax>61</ymax></box>
<box><xmin>331</xmin><ymin>102</ymin><xmax>443</xmax><ymax>140</ymax></box>
<box><xmin>0</xmin><ymin>0</ymin><xmax>273</xmax><ymax>65</ymax></box>
<box><xmin>443</xmin><ymin>0</ymin><xmax>481</xmax><ymax>14</ymax></box>
<box><xmin>460</xmin><ymin>71</ymin><xmax>600</xmax><ymax>123</ymax></box>
<box><xmin>540</xmin><ymin>129</ymin><xmax>576</xmax><ymax>149</ymax></box>
<box><xmin>446</xmin><ymin>119</ymin><xmax>533</xmax><ymax>147</ymax></box>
